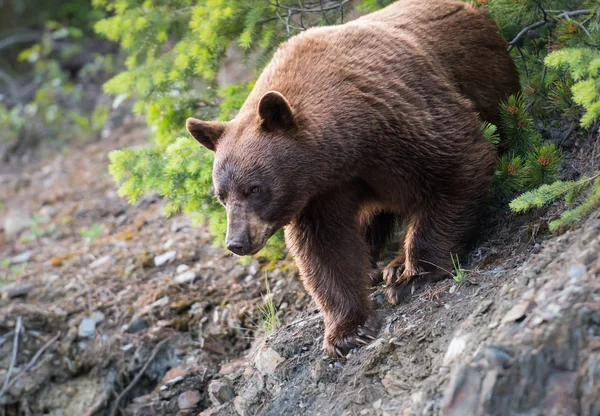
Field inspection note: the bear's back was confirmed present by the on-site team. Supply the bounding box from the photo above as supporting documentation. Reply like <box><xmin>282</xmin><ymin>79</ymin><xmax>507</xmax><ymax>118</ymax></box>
<box><xmin>356</xmin><ymin>0</ymin><xmax>520</xmax><ymax>126</ymax></box>
<box><xmin>249</xmin><ymin>0</ymin><xmax>519</xmax><ymax>128</ymax></box>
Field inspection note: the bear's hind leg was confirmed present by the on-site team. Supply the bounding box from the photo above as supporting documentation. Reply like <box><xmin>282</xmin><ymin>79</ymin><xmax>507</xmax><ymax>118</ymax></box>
<box><xmin>285</xmin><ymin>185</ymin><xmax>380</xmax><ymax>358</ymax></box>
<box><xmin>384</xmin><ymin>202</ymin><xmax>472</xmax><ymax>304</ymax></box>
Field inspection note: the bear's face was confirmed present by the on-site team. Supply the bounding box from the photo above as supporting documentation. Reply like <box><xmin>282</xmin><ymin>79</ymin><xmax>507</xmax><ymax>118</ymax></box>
<box><xmin>187</xmin><ymin>91</ymin><xmax>307</xmax><ymax>256</ymax></box>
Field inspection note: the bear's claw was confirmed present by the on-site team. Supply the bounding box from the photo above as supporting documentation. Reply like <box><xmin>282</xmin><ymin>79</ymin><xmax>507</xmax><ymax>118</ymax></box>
<box><xmin>325</xmin><ymin>315</ymin><xmax>380</xmax><ymax>358</ymax></box>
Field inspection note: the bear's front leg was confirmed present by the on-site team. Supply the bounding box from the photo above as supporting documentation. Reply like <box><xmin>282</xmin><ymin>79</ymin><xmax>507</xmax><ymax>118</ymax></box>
<box><xmin>285</xmin><ymin>186</ymin><xmax>379</xmax><ymax>358</ymax></box>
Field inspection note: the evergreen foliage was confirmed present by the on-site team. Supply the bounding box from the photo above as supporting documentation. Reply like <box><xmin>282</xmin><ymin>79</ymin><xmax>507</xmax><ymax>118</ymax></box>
<box><xmin>545</xmin><ymin>48</ymin><xmax>600</xmax><ymax>129</ymax></box>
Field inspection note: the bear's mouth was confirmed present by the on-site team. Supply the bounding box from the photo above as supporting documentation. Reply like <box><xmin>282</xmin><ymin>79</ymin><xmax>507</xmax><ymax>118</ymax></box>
<box><xmin>246</xmin><ymin>224</ymin><xmax>280</xmax><ymax>256</ymax></box>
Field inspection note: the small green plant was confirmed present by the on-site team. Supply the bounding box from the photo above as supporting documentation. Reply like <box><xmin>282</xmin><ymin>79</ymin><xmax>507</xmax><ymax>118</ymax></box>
<box><xmin>1</xmin><ymin>260</ymin><xmax>26</xmax><ymax>289</ymax></box>
<box><xmin>257</xmin><ymin>275</ymin><xmax>280</xmax><ymax>336</ymax></box>
<box><xmin>451</xmin><ymin>254</ymin><xmax>466</xmax><ymax>285</ymax></box>
<box><xmin>80</xmin><ymin>223</ymin><xmax>103</xmax><ymax>243</ymax></box>
<box><xmin>18</xmin><ymin>215</ymin><xmax>58</xmax><ymax>243</ymax></box>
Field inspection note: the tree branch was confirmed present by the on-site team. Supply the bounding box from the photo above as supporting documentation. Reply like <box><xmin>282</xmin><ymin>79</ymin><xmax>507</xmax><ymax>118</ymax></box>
<box><xmin>508</xmin><ymin>9</ymin><xmax>594</xmax><ymax>51</ymax></box>
<box><xmin>0</xmin><ymin>32</ymin><xmax>41</xmax><ymax>52</ymax></box>
<box><xmin>265</xmin><ymin>0</ymin><xmax>352</xmax><ymax>14</ymax></box>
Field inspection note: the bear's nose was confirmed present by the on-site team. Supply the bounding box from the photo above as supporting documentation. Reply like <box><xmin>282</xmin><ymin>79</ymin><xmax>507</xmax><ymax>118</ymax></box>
<box><xmin>226</xmin><ymin>237</ymin><xmax>248</xmax><ymax>256</ymax></box>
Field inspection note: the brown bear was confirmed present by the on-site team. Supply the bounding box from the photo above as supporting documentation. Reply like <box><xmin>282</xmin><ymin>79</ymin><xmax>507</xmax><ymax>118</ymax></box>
<box><xmin>186</xmin><ymin>0</ymin><xmax>520</xmax><ymax>357</ymax></box>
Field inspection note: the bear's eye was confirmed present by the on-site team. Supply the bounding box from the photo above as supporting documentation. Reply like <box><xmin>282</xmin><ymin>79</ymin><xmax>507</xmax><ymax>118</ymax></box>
<box><xmin>251</xmin><ymin>186</ymin><xmax>261</xmax><ymax>194</ymax></box>
<box><xmin>216</xmin><ymin>191</ymin><xmax>227</xmax><ymax>205</ymax></box>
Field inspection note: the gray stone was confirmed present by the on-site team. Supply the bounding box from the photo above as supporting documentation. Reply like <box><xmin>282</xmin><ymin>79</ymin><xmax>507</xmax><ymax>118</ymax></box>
<box><xmin>443</xmin><ymin>334</ymin><xmax>471</xmax><ymax>366</ymax></box>
<box><xmin>254</xmin><ymin>346</ymin><xmax>283</xmax><ymax>375</ymax></box>
<box><xmin>89</xmin><ymin>255</ymin><xmax>112</xmax><ymax>269</ymax></box>
<box><xmin>501</xmin><ymin>301</ymin><xmax>536</xmax><ymax>324</ymax></box>
<box><xmin>568</xmin><ymin>264</ymin><xmax>587</xmax><ymax>281</ymax></box>
<box><xmin>78</xmin><ymin>318</ymin><xmax>96</xmax><ymax>338</ymax></box>
<box><xmin>154</xmin><ymin>250</ymin><xmax>177</xmax><ymax>267</ymax></box>
<box><xmin>91</xmin><ymin>311</ymin><xmax>105</xmax><ymax>324</ymax></box>
<box><xmin>174</xmin><ymin>270</ymin><xmax>198</xmax><ymax>284</ymax></box>
<box><xmin>178</xmin><ymin>390</ymin><xmax>201</xmax><ymax>409</ymax></box>
<box><xmin>4</xmin><ymin>210</ymin><xmax>31</xmax><ymax>236</ymax></box>
<box><xmin>125</xmin><ymin>318</ymin><xmax>148</xmax><ymax>334</ymax></box>
<box><xmin>152</xmin><ymin>296</ymin><xmax>170</xmax><ymax>308</ymax></box>
<box><xmin>166</xmin><ymin>376</ymin><xmax>185</xmax><ymax>386</ymax></box>
<box><xmin>10</xmin><ymin>251</ymin><xmax>32</xmax><ymax>264</ymax></box>
<box><xmin>209</xmin><ymin>379</ymin><xmax>235</xmax><ymax>406</ymax></box>
<box><xmin>176</xmin><ymin>264</ymin><xmax>190</xmax><ymax>273</ymax></box>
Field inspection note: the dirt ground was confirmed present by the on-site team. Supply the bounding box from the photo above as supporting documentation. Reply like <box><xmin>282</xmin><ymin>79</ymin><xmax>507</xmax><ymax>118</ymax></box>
<box><xmin>1</xmin><ymin>121</ymin><xmax>599</xmax><ymax>415</ymax></box>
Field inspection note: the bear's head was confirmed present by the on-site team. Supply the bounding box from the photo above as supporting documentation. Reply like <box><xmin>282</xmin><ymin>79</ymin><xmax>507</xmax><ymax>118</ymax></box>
<box><xmin>186</xmin><ymin>90</ymin><xmax>312</xmax><ymax>256</ymax></box>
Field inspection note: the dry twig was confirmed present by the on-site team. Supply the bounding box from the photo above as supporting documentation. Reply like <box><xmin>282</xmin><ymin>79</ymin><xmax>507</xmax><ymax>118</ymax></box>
<box><xmin>508</xmin><ymin>9</ymin><xmax>594</xmax><ymax>51</ymax></box>
<box><xmin>266</xmin><ymin>0</ymin><xmax>352</xmax><ymax>13</ymax></box>
<box><xmin>4</xmin><ymin>331</ymin><xmax>61</xmax><ymax>393</ymax></box>
<box><xmin>108</xmin><ymin>336</ymin><xmax>173</xmax><ymax>416</ymax></box>
<box><xmin>0</xmin><ymin>317</ymin><xmax>22</xmax><ymax>399</ymax></box>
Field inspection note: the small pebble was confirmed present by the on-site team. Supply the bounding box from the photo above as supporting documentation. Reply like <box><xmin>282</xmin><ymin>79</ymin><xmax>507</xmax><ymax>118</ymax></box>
<box><xmin>166</xmin><ymin>376</ymin><xmax>185</xmax><ymax>385</ymax></box>
<box><xmin>91</xmin><ymin>311</ymin><xmax>105</xmax><ymax>324</ymax></box>
<box><xmin>174</xmin><ymin>271</ymin><xmax>198</xmax><ymax>284</ymax></box>
<box><xmin>10</xmin><ymin>251</ymin><xmax>32</xmax><ymax>264</ymax></box>
<box><xmin>126</xmin><ymin>318</ymin><xmax>148</xmax><ymax>334</ymax></box>
<box><xmin>154</xmin><ymin>250</ymin><xmax>177</xmax><ymax>267</ymax></box>
<box><xmin>178</xmin><ymin>390</ymin><xmax>201</xmax><ymax>409</ymax></box>
<box><xmin>121</xmin><ymin>343</ymin><xmax>134</xmax><ymax>352</ymax></box>
<box><xmin>176</xmin><ymin>264</ymin><xmax>190</xmax><ymax>273</ymax></box>
<box><xmin>78</xmin><ymin>318</ymin><xmax>96</xmax><ymax>338</ymax></box>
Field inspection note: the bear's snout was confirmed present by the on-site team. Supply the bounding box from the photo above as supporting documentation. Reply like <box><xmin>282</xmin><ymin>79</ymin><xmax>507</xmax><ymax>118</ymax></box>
<box><xmin>226</xmin><ymin>234</ymin><xmax>250</xmax><ymax>256</ymax></box>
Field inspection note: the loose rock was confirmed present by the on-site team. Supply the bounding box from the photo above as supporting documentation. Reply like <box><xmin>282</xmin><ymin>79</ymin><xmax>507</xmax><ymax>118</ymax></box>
<box><xmin>154</xmin><ymin>250</ymin><xmax>177</xmax><ymax>267</ymax></box>
<box><xmin>443</xmin><ymin>334</ymin><xmax>471</xmax><ymax>366</ymax></box>
<box><xmin>3</xmin><ymin>209</ymin><xmax>31</xmax><ymax>236</ymax></box>
<box><xmin>254</xmin><ymin>346</ymin><xmax>283</xmax><ymax>375</ymax></box>
<box><xmin>91</xmin><ymin>311</ymin><xmax>105</xmax><ymax>324</ymax></box>
<box><xmin>209</xmin><ymin>379</ymin><xmax>235</xmax><ymax>406</ymax></box>
<box><xmin>89</xmin><ymin>255</ymin><xmax>112</xmax><ymax>269</ymax></box>
<box><xmin>501</xmin><ymin>301</ymin><xmax>536</xmax><ymax>324</ymax></box>
<box><xmin>178</xmin><ymin>390</ymin><xmax>201</xmax><ymax>410</ymax></box>
<box><xmin>176</xmin><ymin>264</ymin><xmax>190</xmax><ymax>273</ymax></box>
<box><xmin>11</xmin><ymin>251</ymin><xmax>32</xmax><ymax>264</ymax></box>
<box><xmin>174</xmin><ymin>270</ymin><xmax>198</xmax><ymax>284</ymax></box>
<box><xmin>78</xmin><ymin>317</ymin><xmax>96</xmax><ymax>338</ymax></box>
<box><xmin>125</xmin><ymin>318</ymin><xmax>148</xmax><ymax>334</ymax></box>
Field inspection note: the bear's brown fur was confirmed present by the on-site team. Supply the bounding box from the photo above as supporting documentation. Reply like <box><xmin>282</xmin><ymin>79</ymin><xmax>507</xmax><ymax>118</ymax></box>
<box><xmin>186</xmin><ymin>0</ymin><xmax>520</xmax><ymax>357</ymax></box>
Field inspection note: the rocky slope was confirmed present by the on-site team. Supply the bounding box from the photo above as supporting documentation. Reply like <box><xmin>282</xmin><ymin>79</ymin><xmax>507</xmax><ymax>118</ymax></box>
<box><xmin>0</xmin><ymin>121</ymin><xmax>599</xmax><ymax>415</ymax></box>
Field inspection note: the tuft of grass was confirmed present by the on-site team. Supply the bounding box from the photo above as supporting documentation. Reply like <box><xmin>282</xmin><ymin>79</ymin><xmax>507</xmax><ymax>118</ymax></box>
<box><xmin>80</xmin><ymin>223</ymin><xmax>103</xmax><ymax>244</ymax></box>
<box><xmin>1</xmin><ymin>259</ymin><xmax>26</xmax><ymax>289</ymax></box>
<box><xmin>451</xmin><ymin>254</ymin><xmax>467</xmax><ymax>285</ymax></box>
<box><xmin>257</xmin><ymin>274</ymin><xmax>280</xmax><ymax>336</ymax></box>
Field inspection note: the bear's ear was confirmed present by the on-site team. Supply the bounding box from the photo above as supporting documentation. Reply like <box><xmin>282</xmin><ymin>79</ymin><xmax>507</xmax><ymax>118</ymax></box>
<box><xmin>186</xmin><ymin>118</ymin><xmax>226</xmax><ymax>152</ymax></box>
<box><xmin>258</xmin><ymin>91</ymin><xmax>295</xmax><ymax>132</ymax></box>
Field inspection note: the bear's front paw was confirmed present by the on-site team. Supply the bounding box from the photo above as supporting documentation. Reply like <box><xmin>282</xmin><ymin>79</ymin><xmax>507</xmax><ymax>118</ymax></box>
<box><xmin>323</xmin><ymin>315</ymin><xmax>380</xmax><ymax>358</ymax></box>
